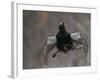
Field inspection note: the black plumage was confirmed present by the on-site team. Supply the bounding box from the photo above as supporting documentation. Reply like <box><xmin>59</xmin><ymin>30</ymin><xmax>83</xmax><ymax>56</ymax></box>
<box><xmin>56</xmin><ymin>22</ymin><xmax>73</xmax><ymax>51</ymax></box>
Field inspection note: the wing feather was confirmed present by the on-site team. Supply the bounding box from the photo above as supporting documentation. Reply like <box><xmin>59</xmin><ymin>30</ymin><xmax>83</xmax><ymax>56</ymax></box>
<box><xmin>43</xmin><ymin>35</ymin><xmax>56</xmax><ymax>65</ymax></box>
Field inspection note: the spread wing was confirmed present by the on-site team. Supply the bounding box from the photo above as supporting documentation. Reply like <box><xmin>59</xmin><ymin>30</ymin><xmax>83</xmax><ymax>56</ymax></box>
<box><xmin>71</xmin><ymin>32</ymin><xmax>88</xmax><ymax>55</ymax></box>
<box><xmin>43</xmin><ymin>35</ymin><xmax>57</xmax><ymax>65</ymax></box>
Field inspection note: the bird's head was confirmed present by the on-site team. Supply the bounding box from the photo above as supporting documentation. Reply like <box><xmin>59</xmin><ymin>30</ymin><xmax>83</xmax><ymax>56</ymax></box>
<box><xmin>59</xmin><ymin>22</ymin><xmax>66</xmax><ymax>32</ymax></box>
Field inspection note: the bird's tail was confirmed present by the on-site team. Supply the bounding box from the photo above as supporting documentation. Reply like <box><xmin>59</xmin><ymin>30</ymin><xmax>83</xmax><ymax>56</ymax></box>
<box><xmin>52</xmin><ymin>50</ymin><xmax>60</xmax><ymax>58</ymax></box>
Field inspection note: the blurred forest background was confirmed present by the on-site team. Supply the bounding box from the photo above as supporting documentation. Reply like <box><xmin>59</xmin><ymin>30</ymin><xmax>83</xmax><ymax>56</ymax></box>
<box><xmin>23</xmin><ymin>10</ymin><xmax>91</xmax><ymax>69</ymax></box>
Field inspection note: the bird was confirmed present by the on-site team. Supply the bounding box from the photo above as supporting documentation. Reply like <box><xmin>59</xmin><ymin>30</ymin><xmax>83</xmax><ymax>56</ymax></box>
<box><xmin>43</xmin><ymin>22</ymin><xmax>85</xmax><ymax>65</ymax></box>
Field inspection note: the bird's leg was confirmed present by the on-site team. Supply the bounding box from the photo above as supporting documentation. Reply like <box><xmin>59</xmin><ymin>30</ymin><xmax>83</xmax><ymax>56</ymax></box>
<box><xmin>52</xmin><ymin>50</ymin><xmax>59</xmax><ymax>58</ymax></box>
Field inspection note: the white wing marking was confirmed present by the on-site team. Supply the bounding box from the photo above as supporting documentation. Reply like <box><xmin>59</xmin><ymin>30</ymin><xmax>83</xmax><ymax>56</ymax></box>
<box><xmin>71</xmin><ymin>32</ymin><xmax>81</xmax><ymax>40</ymax></box>
<box><xmin>47</xmin><ymin>36</ymin><xmax>57</xmax><ymax>45</ymax></box>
